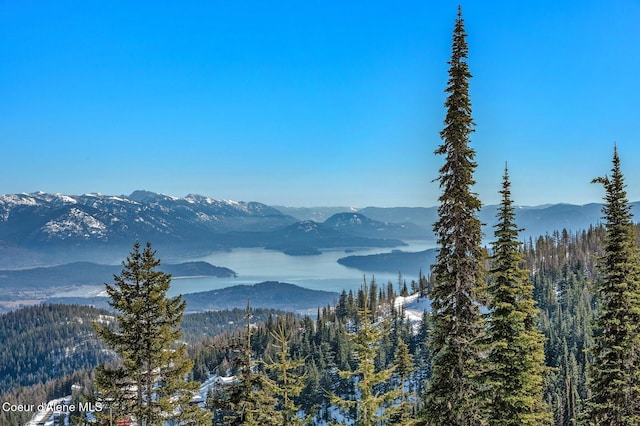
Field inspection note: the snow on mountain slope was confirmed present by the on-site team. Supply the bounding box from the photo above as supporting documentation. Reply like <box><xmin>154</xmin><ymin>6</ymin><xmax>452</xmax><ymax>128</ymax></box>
<box><xmin>0</xmin><ymin>190</ymin><xmax>296</xmax><ymax>246</ymax></box>
<box><xmin>42</xmin><ymin>207</ymin><xmax>108</xmax><ymax>239</ymax></box>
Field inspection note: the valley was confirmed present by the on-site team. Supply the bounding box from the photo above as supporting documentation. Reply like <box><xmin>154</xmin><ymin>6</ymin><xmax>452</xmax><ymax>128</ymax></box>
<box><xmin>0</xmin><ymin>193</ymin><xmax>626</xmax><ymax>423</ymax></box>
<box><xmin>0</xmin><ymin>190</ymin><xmax>624</xmax><ymax>314</ymax></box>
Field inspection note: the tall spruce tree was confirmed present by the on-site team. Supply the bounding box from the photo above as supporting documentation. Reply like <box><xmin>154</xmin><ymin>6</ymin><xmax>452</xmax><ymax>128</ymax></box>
<box><xmin>423</xmin><ymin>6</ymin><xmax>486</xmax><ymax>425</ymax></box>
<box><xmin>483</xmin><ymin>165</ymin><xmax>550</xmax><ymax>425</ymax></box>
<box><xmin>93</xmin><ymin>242</ymin><xmax>211</xmax><ymax>425</ymax></box>
<box><xmin>585</xmin><ymin>146</ymin><xmax>640</xmax><ymax>425</ymax></box>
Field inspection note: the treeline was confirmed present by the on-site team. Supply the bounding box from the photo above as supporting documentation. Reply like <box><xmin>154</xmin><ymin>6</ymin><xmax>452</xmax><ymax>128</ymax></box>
<box><xmin>187</xmin><ymin>277</ymin><xmax>428</xmax><ymax>424</ymax></box>
<box><xmin>0</xmin><ymin>304</ymin><xmax>111</xmax><ymax>393</ymax></box>
<box><xmin>527</xmin><ymin>227</ymin><xmax>601</xmax><ymax>424</ymax></box>
<box><xmin>182</xmin><ymin>307</ymin><xmax>290</xmax><ymax>345</ymax></box>
<box><xmin>0</xmin><ymin>304</ymin><xmax>287</xmax><ymax>396</ymax></box>
<box><xmin>182</xmin><ymin>223</ymin><xmax>627</xmax><ymax>425</ymax></box>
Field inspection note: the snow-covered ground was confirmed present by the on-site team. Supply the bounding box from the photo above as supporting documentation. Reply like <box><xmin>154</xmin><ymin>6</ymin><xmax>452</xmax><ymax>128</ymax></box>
<box><xmin>25</xmin><ymin>374</ymin><xmax>235</xmax><ymax>426</ymax></box>
<box><xmin>394</xmin><ymin>292</ymin><xmax>430</xmax><ymax>332</ymax></box>
<box><xmin>25</xmin><ymin>396</ymin><xmax>72</xmax><ymax>426</ymax></box>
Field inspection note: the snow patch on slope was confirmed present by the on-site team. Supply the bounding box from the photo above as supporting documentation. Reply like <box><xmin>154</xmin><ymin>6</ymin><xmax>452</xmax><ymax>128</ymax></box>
<box><xmin>394</xmin><ymin>292</ymin><xmax>430</xmax><ymax>332</ymax></box>
<box><xmin>43</xmin><ymin>208</ymin><xmax>107</xmax><ymax>239</ymax></box>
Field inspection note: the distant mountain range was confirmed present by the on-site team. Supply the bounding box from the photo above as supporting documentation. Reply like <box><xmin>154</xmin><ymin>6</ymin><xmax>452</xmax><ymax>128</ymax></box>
<box><xmin>0</xmin><ymin>190</ymin><xmax>631</xmax><ymax>269</ymax></box>
<box><xmin>0</xmin><ymin>191</ymin><xmax>405</xmax><ymax>267</ymax></box>
<box><xmin>279</xmin><ymin>203</ymin><xmax>625</xmax><ymax>242</ymax></box>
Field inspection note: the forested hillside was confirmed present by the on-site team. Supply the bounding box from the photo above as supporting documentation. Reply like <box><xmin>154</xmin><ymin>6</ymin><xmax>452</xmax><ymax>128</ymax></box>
<box><xmin>187</xmin><ymin>280</ymin><xmax>424</xmax><ymax>424</ymax></box>
<box><xmin>526</xmin><ymin>227</ymin><xmax>601</xmax><ymax>424</ymax></box>
<box><xmin>0</xmin><ymin>304</ymin><xmax>289</xmax><ymax>424</ymax></box>
<box><xmin>0</xmin><ymin>304</ymin><xmax>288</xmax><ymax>394</ymax></box>
<box><xmin>1</xmin><ymin>223</ymin><xmax>634</xmax><ymax>425</ymax></box>
<box><xmin>0</xmin><ymin>304</ymin><xmax>112</xmax><ymax>394</ymax></box>
<box><xmin>178</xmin><ymin>225</ymin><xmax>611</xmax><ymax>425</ymax></box>
<box><xmin>5</xmin><ymin>6</ymin><xmax>639</xmax><ymax>425</ymax></box>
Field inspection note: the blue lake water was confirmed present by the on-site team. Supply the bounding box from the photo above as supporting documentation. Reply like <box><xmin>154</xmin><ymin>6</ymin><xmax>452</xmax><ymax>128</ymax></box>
<box><xmin>168</xmin><ymin>241</ymin><xmax>435</xmax><ymax>296</ymax></box>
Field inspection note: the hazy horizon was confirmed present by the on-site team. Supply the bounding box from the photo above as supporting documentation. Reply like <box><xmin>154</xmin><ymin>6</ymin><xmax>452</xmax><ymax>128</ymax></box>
<box><xmin>0</xmin><ymin>187</ymin><xmax>622</xmax><ymax>210</ymax></box>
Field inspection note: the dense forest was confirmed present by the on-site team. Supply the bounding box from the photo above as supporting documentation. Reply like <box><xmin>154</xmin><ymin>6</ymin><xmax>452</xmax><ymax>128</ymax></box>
<box><xmin>0</xmin><ymin>304</ymin><xmax>112</xmax><ymax>394</ymax></box>
<box><xmin>181</xmin><ymin>225</ymin><xmax>613</xmax><ymax>425</ymax></box>
<box><xmin>0</xmin><ymin>305</ymin><xmax>288</xmax><ymax>425</ymax></box>
<box><xmin>5</xmin><ymin>6</ymin><xmax>640</xmax><ymax>425</ymax></box>
<box><xmin>0</xmin><ymin>223</ymin><xmax>628</xmax><ymax>425</ymax></box>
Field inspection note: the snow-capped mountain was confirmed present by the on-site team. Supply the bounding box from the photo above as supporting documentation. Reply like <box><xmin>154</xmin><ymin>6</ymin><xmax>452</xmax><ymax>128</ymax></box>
<box><xmin>0</xmin><ymin>191</ymin><xmax>413</xmax><ymax>267</ymax></box>
<box><xmin>0</xmin><ymin>191</ymin><xmax>295</xmax><ymax>248</ymax></box>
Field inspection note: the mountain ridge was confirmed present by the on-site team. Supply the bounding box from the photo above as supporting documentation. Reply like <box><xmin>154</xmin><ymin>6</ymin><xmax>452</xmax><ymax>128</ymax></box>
<box><xmin>0</xmin><ymin>190</ymin><xmax>630</xmax><ymax>270</ymax></box>
<box><xmin>0</xmin><ymin>191</ymin><xmax>407</xmax><ymax>267</ymax></box>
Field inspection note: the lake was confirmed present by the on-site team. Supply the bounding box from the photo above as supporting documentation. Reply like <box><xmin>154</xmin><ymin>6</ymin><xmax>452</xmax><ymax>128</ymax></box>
<box><xmin>168</xmin><ymin>241</ymin><xmax>436</xmax><ymax>296</ymax></box>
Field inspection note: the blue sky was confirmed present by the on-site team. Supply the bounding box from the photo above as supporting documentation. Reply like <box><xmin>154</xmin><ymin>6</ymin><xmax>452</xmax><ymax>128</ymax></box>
<box><xmin>1</xmin><ymin>1</ymin><xmax>639</xmax><ymax>207</ymax></box>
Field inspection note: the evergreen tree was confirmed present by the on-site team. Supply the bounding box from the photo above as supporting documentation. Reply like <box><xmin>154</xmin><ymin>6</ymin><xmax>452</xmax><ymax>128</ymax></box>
<box><xmin>266</xmin><ymin>319</ymin><xmax>308</xmax><ymax>425</ymax></box>
<box><xmin>423</xmin><ymin>6</ymin><xmax>486</xmax><ymax>425</ymax></box>
<box><xmin>585</xmin><ymin>147</ymin><xmax>640</xmax><ymax>425</ymax></box>
<box><xmin>390</xmin><ymin>337</ymin><xmax>416</xmax><ymax>425</ymax></box>
<box><xmin>331</xmin><ymin>281</ymin><xmax>400</xmax><ymax>425</ymax></box>
<box><xmin>482</xmin><ymin>166</ymin><xmax>550</xmax><ymax>425</ymax></box>
<box><xmin>412</xmin><ymin>310</ymin><xmax>431</xmax><ymax>398</ymax></box>
<box><xmin>337</xmin><ymin>290</ymin><xmax>350</xmax><ymax>322</ymax></box>
<box><xmin>524</xmin><ymin>226</ymin><xmax>597</xmax><ymax>425</ymax></box>
<box><xmin>93</xmin><ymin>242</ymin><xmax>211</xmax><ymax>425</ymax></box>
<box><xmin>220</xmin><ymin>302</ymin><xmax>278</xmax><ymax>425</ymax></box>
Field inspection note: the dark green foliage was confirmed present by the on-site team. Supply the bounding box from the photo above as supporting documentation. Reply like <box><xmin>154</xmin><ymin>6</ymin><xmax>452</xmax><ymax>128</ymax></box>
<box><xmin>526</xmin><ymin>228</ymin><xmax>598</xmax><ymax>425</ymax></box>
<box><xmin>391</xmin><ymin>337</ymin><xmax>416</xmax><ymax>425</ymax></box>
<box><xmin>265</xmin><ymin>318</ymin><xmax>308</xmax><ymax>425</ymax></box>
<box><xmin>482</xmin><ymin>166</ymin><xmax>551</xmax><ymax>425</ymax></box>
<box><xmin>412</xmin><ymin>309</ymin><xmax>432</xmax><ymax>399</ymax></box>
<box><xmin>0</xmin><ymin>304</ymin><xmax>111</xmax><ymax>394</ymax></box>
<box><xmin>331</xmin><ymin>280</ymin><xmax>401</xmax><ymax>425</ymax></box>
<box><xmin>585</xmin><ymin>147</ymin><xmax>640</xmax><ymax>425</ymax></box>
<box><xmin>5</xmin><ymin>228</ymin><xmax>625</xmax><ymax>426</ymax></box>
<box><xmin>191</xmin><ymin>277</ymin><xmax>427</xmax><ymax>424</ymax></box>
<box><xmin>424</xmin><ymin>6</ymin><xmax>486</xmax><ymax>424</ymax></box>
<box><xmin>6</xmin><ymin>237</ymin><xmax>612</xmax><ymax>426</ymax></box>
<box><xmin>209</xmin><ymin>302</ymin><xmax>278</xmax><ymax>425</ymax></box>
<box><xmin>0</xmin><ymin>302</ymin><xmax>283</xmax><ymax>398</ymax></box>
<box><xmin>182</xmin><ymin>307</ymin><xmax>286</xmax><ymax>346</ymax></box>
<box><xmin>93</xmin><ymin>242</ymin><xmax>211</xmax><ymax>425</ymax></box>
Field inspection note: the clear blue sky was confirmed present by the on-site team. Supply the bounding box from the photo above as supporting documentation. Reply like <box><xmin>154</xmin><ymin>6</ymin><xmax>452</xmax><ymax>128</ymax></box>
<box><xmin>1</xmin><ymin>1</ymin><xmax>639</xmax><ymax>207</ymax></box>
